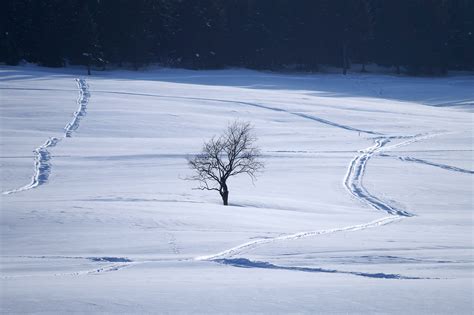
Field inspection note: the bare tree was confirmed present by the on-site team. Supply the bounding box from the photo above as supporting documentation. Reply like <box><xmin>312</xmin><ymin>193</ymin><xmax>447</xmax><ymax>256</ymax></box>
<box><xmin>187</xmin><ymin>121</ymin><xmax>264</xmax><ymax>206</ymax></box>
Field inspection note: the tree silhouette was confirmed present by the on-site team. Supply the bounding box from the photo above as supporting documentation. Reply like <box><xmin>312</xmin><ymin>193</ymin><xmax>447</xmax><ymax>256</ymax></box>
<box><xmin>187</xmin><ymin>121</ymin><xmax>264</xmax><ymax>206</ymax></box>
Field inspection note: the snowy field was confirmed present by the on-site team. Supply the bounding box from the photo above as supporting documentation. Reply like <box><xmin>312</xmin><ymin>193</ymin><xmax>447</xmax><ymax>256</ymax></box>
<box><xmin>0</xmin><ymin>66</ymin><xmax>473</xmax><ymax>313</ymax></box>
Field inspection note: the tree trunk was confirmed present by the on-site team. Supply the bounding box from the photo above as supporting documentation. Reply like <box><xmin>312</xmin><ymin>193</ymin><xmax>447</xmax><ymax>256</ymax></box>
<box><xmin>221</xmin><ymin>183</ymin><xmax>229</xmax><ymax>206</ymax></box>
<box><xmin>222</xmin><ymin>191</ymin><xmax>229</xmax><ymax>206</ymax></box>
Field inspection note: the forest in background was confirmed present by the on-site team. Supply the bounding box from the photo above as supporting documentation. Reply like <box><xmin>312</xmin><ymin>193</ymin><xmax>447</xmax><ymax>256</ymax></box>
<box><xmin>1</xmin><ymin>0</ymin><xmax>473</xmax><ymax>75</ymax></box>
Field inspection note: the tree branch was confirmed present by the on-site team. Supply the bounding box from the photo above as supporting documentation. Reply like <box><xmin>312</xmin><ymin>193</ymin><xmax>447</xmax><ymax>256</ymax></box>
<box><xmin>185</xmin><ymin>120</ymin><xmax>264</xmax><ymax>204</ymax></box>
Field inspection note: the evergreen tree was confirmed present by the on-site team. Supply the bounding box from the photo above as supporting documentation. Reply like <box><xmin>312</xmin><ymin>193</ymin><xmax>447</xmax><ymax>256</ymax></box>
<box><xmin>1</xmin><ymin>0</ymin><xmax>472</xmax><ymax>74</ymax></box>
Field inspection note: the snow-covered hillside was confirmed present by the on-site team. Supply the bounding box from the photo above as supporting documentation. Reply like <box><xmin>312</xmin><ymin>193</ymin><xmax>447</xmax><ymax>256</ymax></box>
<box><xmin>1</xmin><ymin>66</ymin><xmax>473</xmax><ymax>313</ymax></box>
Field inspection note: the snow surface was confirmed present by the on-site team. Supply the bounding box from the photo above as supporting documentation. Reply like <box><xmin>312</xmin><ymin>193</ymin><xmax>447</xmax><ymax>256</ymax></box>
<box><xmin>0</xmin><ymin>65</ymin><xmax>473</xmax><ymax>313</ymax></box>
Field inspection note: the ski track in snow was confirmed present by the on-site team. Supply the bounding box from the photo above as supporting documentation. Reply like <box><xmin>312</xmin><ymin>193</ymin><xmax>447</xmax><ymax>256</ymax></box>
<box><xmin>195</xmin><ymin>216</ymin><xmax>402</xmax><ymax>261</ymax></box>
<box><xmin>342</xmin><ymin>132</ymin><xmax>448</xmax><ymax>218</ymax></box>
<box><xmin>380</xmin><ymin>154</ymin><xmax>474</xmax><ymax>174</ymax></box>
<box><xmin>343</xmin><ymin>138</ymin><xmax>413</xmax><ymax>217</ymax></box>
<box><xmin>0</xmin><ymin>256</ymin><xmax>193</xmax><ymax>279</ymax></box>
<box><xmin>235</xmin><ymin>100</ymin><xmax>381</xmax><ymax>135</ymax></box>
<box><xmin>92</xmin><ymin>89</ymin><xmax>382</xmax><ymax>135</ymax></box>
<box><xmin>2</xmin><ymin>78</ymin><xmax>89</xmax><ymax>195</ymax></box>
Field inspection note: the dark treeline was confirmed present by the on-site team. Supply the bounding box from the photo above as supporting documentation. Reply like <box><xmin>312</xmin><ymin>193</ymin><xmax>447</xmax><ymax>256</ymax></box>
<box><xmin>1</xmin><ymin>0</ymin><xmax>473</xmax><ymax>75</ymax></box>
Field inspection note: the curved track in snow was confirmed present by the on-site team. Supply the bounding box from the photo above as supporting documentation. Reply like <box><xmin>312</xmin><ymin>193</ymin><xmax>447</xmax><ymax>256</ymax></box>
<box><xmin>195</xmin><ymin>216</ymin><xmax>401</xmax><ymax>261</ymax></box>
<box><xmin>343</xmin><ymin>138</ymin><xmax>414</xmax><ymax>217</ymax></box>
<box><xmin>91</xmin><ymin>89</ymin><xmax>382</xmax><ymax>135</ymax></box>
<box><xmin>2</xmin><ymin>137</ymin><xmax>61</xmax><ymax>194</ymax></box>
<box><xmin>342</xmin><ymin>133</ymin><xmax>445</xmax><ymax>217</ymax></box>
<box><xmin>2</xmin><ymin>78</ymin><xmax>90</xmax><ymax>195</ymax></box>
<box><xmin>65</xmin><ymin>79</ymin><xmax>89</xmax><ymax>137</ymax></box>
<box><xmin>380</xmin><ymin>154</ymin><xmax>474</xmax><ymax>174</ymax></box>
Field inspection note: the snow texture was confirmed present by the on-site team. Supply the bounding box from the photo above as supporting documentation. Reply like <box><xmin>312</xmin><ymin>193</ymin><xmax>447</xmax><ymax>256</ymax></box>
<box><xmin>0</xmin><ymin>65</ymin><xmax>472</xmax><ymax>314</ymax></box>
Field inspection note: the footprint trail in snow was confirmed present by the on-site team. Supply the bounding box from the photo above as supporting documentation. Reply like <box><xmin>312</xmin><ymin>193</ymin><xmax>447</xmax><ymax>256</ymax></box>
<box><xmin>2</xmin><ymin>78</ymin><xmax>90</xmax><ymax>195</ymax></box>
